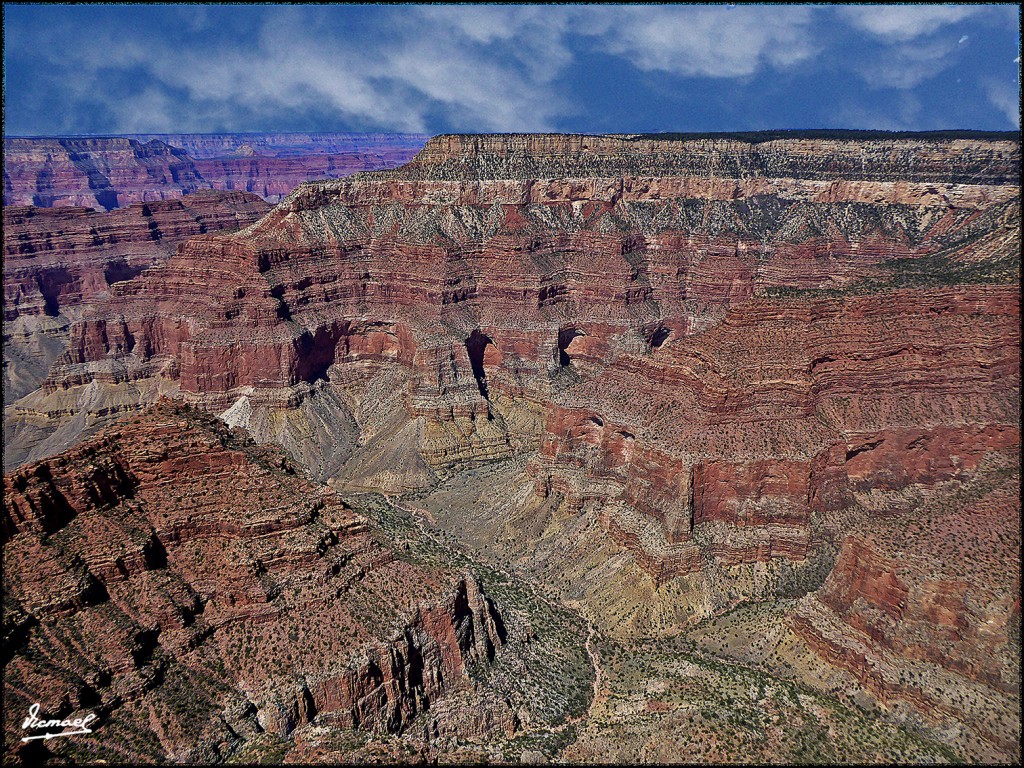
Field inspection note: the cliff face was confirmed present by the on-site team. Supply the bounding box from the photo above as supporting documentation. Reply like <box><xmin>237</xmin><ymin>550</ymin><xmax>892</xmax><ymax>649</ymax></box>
<box><xmin>3</xmin><ymin>138</ymin><xmax>207</xmax><ymax>210</ymax></box>
<box><xmin>125</xmin><ymin>132</ymin><xmax>430</xmax><ymax>159</ymax></box>
<box><xmin>3</xmin><ymin>131</ymin><xmax>1020</xmax><ymax>762</ymax></box>
<box><xmin>2</xmin><ymin>401</ymin><xmax>512</xmax><ymax>764</ymax></box>
<box><xmin>31</xmin><ymin>133</ymin><xmax>1018</xmax><ymax>581</ymax></box>
<box><xmin>789</xmin><ymin>452</ymin><xmax>1020</xmax><ymax>756</ymax></box>
<box><xmin>3</xmin><ymin>134</ymin><xmax>429</xmax><ymax>209</ymax></box>
<box><xmin>3</xmin><ymin>191</ymin><xmax>272</xmax><ymax>324</ymax></box>
<box><xmin>392</xmin><ymin>132</ymin><xmax>1020</xmax><ymax>184</ymax></box>
<box><xmin>2</xmin><ymin>190</ymin><xmax>272</xmax><ymax>423</ymax></box>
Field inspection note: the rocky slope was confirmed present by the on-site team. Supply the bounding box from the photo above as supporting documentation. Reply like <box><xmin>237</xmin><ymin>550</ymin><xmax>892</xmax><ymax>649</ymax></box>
<box><xmin>4</xmin><ymin>131</ymin><xmax>1020</xmax><ymax>761</ymax></box>
<box><xmin>789</xmin><ymin>452</ymin><xmax>1021</xmax><ymax>758</ymax></box>
<box><xmin>3</xmin><ymin>138</ymin><xmax>207</xmax><ymax>210</ymax></box>
<box><xmin>26</xmin><ymin>131</ymin><xmax>1018</xmax><ymax>546</ymax></box>
<box><xmin>2</xmin><ymin>400</ymin><xmax>530</xmax><ymax>764</ymax></box>
<box><xmin>4</xmin><ymin>191</ymin><xmax>271</xmax><ymax>326</ymax></box>
<box><xmin>3</xmin><ymin>134</ymin><xmax>429</xmax><ymax>209</ymax></box>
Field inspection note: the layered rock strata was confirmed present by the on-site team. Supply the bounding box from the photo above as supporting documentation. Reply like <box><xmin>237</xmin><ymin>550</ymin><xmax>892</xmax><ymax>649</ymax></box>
<box><xmin>125</xmin><ymin>132</ymin><xmax>429</xmax><ymax>159</ymax></box>
<box><xmin>2</xmin><ymin>190</ymin><xmax>272</xmax><ymax>463</ymax></box>
<box><xmin>789</xmin><ymin>454</ymin><xmax>1021</xmax><ymax>757</ymax></box>
<box><xmin>18</xmin><ymin>133</ymin><xmax>1021</xmax><ymax>589</ymax></box>
<box><xmin>2</xmin><ymin>400</ymin><xmax>512</xmax><ymax>764</ymax></box>
<box><xmin>4</xmin><ymin>191</ymin><xmax>271</xmax><ymax>325</ymax></box>
<box><xmin>4</xmin><ymin>131</ymin><xmax>1020</xmax><ymax>759</ymax></box>
<box><xmin>3</xmin><ymin>138</ymin><xmax>207</xmax><ymax>210</ymax></box>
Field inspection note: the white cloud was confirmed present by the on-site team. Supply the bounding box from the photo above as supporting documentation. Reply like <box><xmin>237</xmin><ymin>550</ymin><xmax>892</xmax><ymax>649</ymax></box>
<box><xmin>5</xmin><ymin>4</ymin><xmax>1018</xmax><ymax>134</ymax></box>
<box><xmin>983</xmin><ymin>79</ymin><xmax>1022</xmax><ymax>128</ymax></box>
<box><xmin>837</xmin><ymin>5</ymin><xmax>981</xmax><ymax>41</ymax></box>
<box><xmin>854</xmin><ymin>38</ymin><xmax>962</xmax><ymax>89</ymax></box>
<box><xmin>24</xmin><ymin>7</ymin><xmax>569</xmax><ymax>133</ymax></box>
<box><xmin>578</xmin><ymin>5</ymin><xmax>819</xmax><ymax>78</ymax></box>
<box><xmin>14</xmin><ymin>5</ymin><xmax>829</xmax><ymax>134</ymax></box>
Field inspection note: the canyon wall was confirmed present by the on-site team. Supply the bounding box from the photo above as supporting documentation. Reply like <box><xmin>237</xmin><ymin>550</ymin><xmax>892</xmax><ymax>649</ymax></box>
<box><xmin>26</xmin><ymin>133</ymin><xmax>1016</xmax><ymax>581</ymax></box>
<box><xmin>4</xmin><ymin>132</ymin><xmax>1019</xmax><ymax>757</ymax></box>
<box><xmin>2</xmin><ymin>401</ymin><xmax>515</xmax><ymax>763</ymax></box>
<box><xmin>2</xmin><ymin>190</ymin><xmax>272</xmax><ymax>435</ymax></box>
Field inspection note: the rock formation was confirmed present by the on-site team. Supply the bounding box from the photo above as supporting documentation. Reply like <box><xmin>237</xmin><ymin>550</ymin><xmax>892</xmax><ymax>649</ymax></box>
<box><xmin>2</xmin><ymin>190</ymin><xmax>272</xmax><ymax>470</ymax></box>
<box><xmin>3</xmin><ymin>138</ymin><xmax>207</xmax><ymax>210</ymax></box>
<box><xmin>26</xmin><ymin>132</ymin><xmax>1018</xmax><ymax>574</ymax></box>
<box><xmin>3</xmin><ymin>131</ymin><xmax>1020</xmax><ymax>762</ymax></box>
<box><xmin>125</xmin><ymin>132</ymin><xmax>430</xmax><ymax>159</ymax></box>
<box><xmin>4</xmin><ymin>191</ymin><xmax>271</xmax><ymax>327</ymax></box>
<box><xmin>2</xmin><ymin>400</ymin><xmax>515</xmax><ymax>764</ymax></box>
<box><xmin>789</xmin><ymin>449</ymin><xmax>1020</xmax><ymax>757</ymax></box>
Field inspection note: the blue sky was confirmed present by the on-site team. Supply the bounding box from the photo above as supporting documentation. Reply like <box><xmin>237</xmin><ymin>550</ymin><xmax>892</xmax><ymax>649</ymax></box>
<box><xmin>3</xmin><ymin>3</ymin><xmax>1020</xmax><ymax>136</ymax></box>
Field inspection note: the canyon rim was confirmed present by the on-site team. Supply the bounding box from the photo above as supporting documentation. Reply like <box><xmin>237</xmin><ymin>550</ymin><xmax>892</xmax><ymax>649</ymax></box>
<box><xmin>2</xmin><ymin>3</ymin><xmax>1021</xmax><ymax>766</ymax></box>
<box><xmin>3</xmin><ymin>128</ymin><xmax>1020</xmax><ymax>766</ymax></box>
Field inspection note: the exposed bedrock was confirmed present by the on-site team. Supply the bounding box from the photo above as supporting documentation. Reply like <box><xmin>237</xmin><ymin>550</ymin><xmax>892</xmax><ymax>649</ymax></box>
<box><xmin>3</xmin><ymin>192</ymin><xmax>271</xmax><ymax>322</ymax></box>
<box><xmin>789</xmin><ymin>458</ymin><xmax>1021</xmax><ymax>757</ymax></box>
<box><xmin>10</xmin><ymin>132</ymin><xmax>1021</xmax><ymax>597</ymax></box>
<box><xmin>1</xmin><ymin>401</ymin><xmax>514</xmax><ymax>762</ymax></box>
<box><xmin>3</xmin><ymin>137</ymin><xmax>203</xmax><ymax>210</ymax></box>
<box><xmin>3</xmin><ymin>134</ymin><xmax>429</xmax><ymax>209</ymax></box>
<box><xmin>2</xmin><ymin>191</ymin><xmax>271</xmax><ymax>412</ymax></box>
<box><xmin>3</xmin><ymin>133</ymin><xmax>1019</xmax><ymax>762</ymax></box>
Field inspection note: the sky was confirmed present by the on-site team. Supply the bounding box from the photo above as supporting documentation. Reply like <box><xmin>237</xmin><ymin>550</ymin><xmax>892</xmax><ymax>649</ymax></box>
<box><xmin>2</xmin><ymin>3</ymin><xmax>1020</xmax><ymax>136</ymax></box>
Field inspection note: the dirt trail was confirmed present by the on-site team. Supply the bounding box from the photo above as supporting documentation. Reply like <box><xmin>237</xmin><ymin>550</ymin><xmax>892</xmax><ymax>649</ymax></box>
<box><xmin>562</xmin><ymin>599</ymin><xmax>604</xmax><ymax>728</ymax></box>
<box><xmin>385</xmin><ymin>495</ymin><xmax>606</xmax><ymax>733</ymax></box>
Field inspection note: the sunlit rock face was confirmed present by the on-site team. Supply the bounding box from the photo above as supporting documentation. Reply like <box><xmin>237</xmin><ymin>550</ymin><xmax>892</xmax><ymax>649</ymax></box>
<box><xmin>3</xmin><ymin>132</ymin><xmax>1020</xmax><ymax>761</ymax></box>
<box><xmin>2</xmin><ymin>400</ymin><xmax>518</xmax><ymax>764</ymax></box>
<box><xmin>36</xmin><ymin>131</ymin><xmax>1019</xmax><ymax>560</ymax></box>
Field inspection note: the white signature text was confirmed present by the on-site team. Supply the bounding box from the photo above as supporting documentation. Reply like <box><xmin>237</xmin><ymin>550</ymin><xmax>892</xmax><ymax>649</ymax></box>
<box><xmin>21</xmin><ymin>703</ymin><xmax>97</xmax><ymax>742</ymax></box>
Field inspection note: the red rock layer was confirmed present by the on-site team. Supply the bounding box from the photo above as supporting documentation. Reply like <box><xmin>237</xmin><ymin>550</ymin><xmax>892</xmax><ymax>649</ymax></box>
<box><xmin>790</xmin><ymin>468</ymin><xmax>1021</xmax><ymax>753</ymax></box>
<box><xmin>26</xmin><ymin>134</ymin><xmax>1024</xmax><ymax>582</ymax></box>
<box><xmin>2</xmin><ymin>138</ymin><xmax>207</xmax><ymax>210</ymax></box>
<box><xmin>2</xmin><ymin>401</ymin><xmax>510</xmax><ymax>763</ymax></box>
<box><xmin>3</xmin><ymin>133</ymin><xmax>429</xmax><ymax>209</ymax></box>
<box><xmin>3</xmin><ymin>191</ymin><xmax>271</xmax><ymax>322</ymax></box>
<box><xmin>525</xmin><ymin>287</ymin><xmax>1019</xmax><ymax>577</ymax></box>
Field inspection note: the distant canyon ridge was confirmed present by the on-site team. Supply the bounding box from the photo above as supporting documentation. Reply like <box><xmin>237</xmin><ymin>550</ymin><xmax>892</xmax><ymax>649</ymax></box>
<box><xmin>2</xmin><ymin>132</ymin><xmax>429</xmax><ymax>210</ymax></box>
<box><xmin>2</xmin><ymin>129</ymin><xmax>1020</xmax><ymax>764</ymax></box>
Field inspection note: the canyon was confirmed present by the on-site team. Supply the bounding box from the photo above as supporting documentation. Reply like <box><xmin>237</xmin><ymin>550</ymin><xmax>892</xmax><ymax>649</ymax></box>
<box><xmin>3</xmin><ymin>131</ymin><xmax>1020</xmax><ymax>763</ymax></box>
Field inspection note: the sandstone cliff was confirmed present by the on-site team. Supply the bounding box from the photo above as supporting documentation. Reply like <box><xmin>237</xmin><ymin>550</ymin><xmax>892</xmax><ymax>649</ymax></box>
<box><xmin>2</xmin><ymin>400</ymin><xmax>515</xmax><ymax>763</ymax></box>
<box><xmin>2</xmin><ymin>189</ymin><xmax>272</xmax><ymax>454</ymax></box>
<box><xmin>2</xmin><ymin>130</ymin><xmax>1020</xmax><ymax>763</ymax></box>
<box><xmin>28</xmin><ymin>133</ymin><xmax>1017</xmax><ymax>589</ymax></box>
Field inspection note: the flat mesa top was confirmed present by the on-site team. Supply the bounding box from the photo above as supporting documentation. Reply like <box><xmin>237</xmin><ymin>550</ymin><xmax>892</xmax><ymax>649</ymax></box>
<box><xmin>426</xmin><ymin>129</ymin><xmax>1021</xmax><ymax>142</ymax></box>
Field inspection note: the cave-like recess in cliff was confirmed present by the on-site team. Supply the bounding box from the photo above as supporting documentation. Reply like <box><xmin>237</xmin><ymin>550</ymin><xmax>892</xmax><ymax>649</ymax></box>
<box><xmin>466</xmin><ymin>329</ymin><xmax>493</xmax><ymax>399</ymax></box>
<box><xmin>558</xmin><ymin>327</ymin><xmax>586</xmax><ymax>367</ymax></box>
<box><xmin>649</xmin><ymin>325</ymin><xmax>671</xmax><ymax>349</ymax></box>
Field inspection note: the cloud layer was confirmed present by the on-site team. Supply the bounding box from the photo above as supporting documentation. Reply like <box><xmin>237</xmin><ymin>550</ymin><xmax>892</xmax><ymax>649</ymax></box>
<box><xmin>3</xmin><ymin>4</ymin><xmax>1019</xmax><ymax>135</ymax></box>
